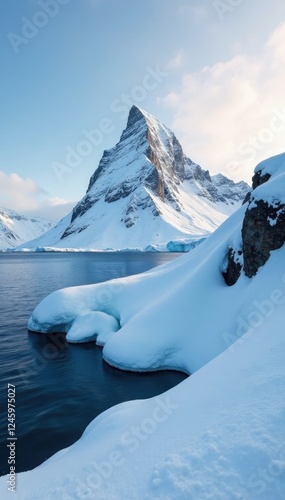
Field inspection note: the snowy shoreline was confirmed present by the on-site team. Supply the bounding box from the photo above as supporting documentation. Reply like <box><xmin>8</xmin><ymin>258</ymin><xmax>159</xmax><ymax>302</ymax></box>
<box><xmin>1</xmin><ymin>154</ymin><xmax>285</xmax><ymax>499</ymax></box>
<box><xmin>6</xmin><ymin>237</ymin><xmax>205</xmax><ymax>253</ymax></box>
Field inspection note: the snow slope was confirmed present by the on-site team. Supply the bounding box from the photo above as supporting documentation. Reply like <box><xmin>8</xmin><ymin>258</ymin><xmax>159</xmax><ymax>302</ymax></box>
<box><xmin>0</xmin><ymin>207</ymin><xmax>53</xmax><ymax>250</ymax></box>
<box><xmin>2</xmin><ymin>154</ymin><xmax>284</xmax><ymax>498</ymax></box>
<box><xmin>18</xmin><ymin>106</ymin><xmax>248</xmax><ymax>251</ymax></box>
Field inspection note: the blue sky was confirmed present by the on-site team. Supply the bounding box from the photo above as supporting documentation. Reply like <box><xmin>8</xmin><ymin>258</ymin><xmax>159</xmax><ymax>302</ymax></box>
<box><xmin>1</xmin><ymin>0</ymin><xmax>285</xmax><ymax>220</ymax></box>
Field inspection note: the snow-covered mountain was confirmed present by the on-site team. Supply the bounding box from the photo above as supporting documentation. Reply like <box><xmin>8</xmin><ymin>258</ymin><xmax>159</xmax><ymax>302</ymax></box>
<box><xmin>9</xmin><ymin>152</ymin><xmax>285</xmax><ymax>499</ymax></box>
<box><xmin>19</xmin><ymin>106</ymin><xmax>249</xmax><ymax>251</ymax></box>
<box><xmin>0</xmin><ymin>207</ymin><xmax>53</xmax><ymax>250</ymax></box>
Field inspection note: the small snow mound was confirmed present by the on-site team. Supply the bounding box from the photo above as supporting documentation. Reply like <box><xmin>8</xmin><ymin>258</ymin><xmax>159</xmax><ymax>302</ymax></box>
<box><xmin>66</xmin><ymin>311</ymin><xmax>119</xmax><ymax>344</ymax></box>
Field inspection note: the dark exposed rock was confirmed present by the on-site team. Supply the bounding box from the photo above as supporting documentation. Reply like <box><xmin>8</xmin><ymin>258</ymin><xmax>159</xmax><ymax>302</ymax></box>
<box><xmin>242</xmin><ymin>192</ymin><xmax>251</xmax><ymax>205</ymax></box>
<box><xmin>60</xmin><ymin>227</ymin><xmax>76</xmax><ymax>240</ymax></box>
<box><xmin>71</xmin><ymin>195</ymin><xmax>98</xmax><ymax>223</ymax></box>
<box><xmin>186</xmin><ymin>167</ymin><xmax>249</xmax><ymax>205</ymax></box>
<box><xmin>242</xmin><ymin>200</ymin><xmax>285</xmax><ymax>278</ymax></box>
<box><xmin>144</xmin><ymin>165</ymin><xmax>164</xmax><ymax>199</ymax></box>
<box><xmin>169</xmin><ymin>134</ymin><xmax>185</xmax><ymax>181</ymax></box>
<box><xmin>123</xmin><ymin>202</ymin><xmax>138</xmax><ymax>228</ymax></box>
<box><xmin>6</xmin><ymin>230</ymin><xmax>17</xmax><ymax>241</ymax></box>
<box><xmin>211</xmin><ymin>175</ymin><xmax>249</xmax><ymax>204</ymax></box>
<box><xmin>87</xmin><ymin>150</ymin><xmax>113</xmax><ymax>193</ymax></box>
<box><xmin>222</xmin><ymin>248</ymin><xmax>243</xmax><ymax>286</ymax></box>
<box><xmin>105</xmin><ymin>182</ymin><xmax>135</xmax><ymax>203</ymax></box>
<box><xmin>252</xmin><ymin>170</ymin><xmax>271</xmax><ymax>190</ymax></box>
<box><xmin>121</xmin><ymin>105</ymin><xmax>147</xmax><ymax>141</ymax></box>
<box><xmin>124</xmin><ymin>218</ymin><xmax>135</xmax><ymax>228</ymax></box>
<box><xmin>222</xmin><ymin>162</ymin><xmax>285</xmax><ymax>285</ymax></box>
<box><xmin>61</xmin><ymin>225</ymin><xmax>88</xmax><ymax>240</ymax></box>
<box><xmin>193</xmin><ymin>165</ymin><xmax>212</xmax><ymax>184</ymax></box>
<box><xmin>164</xmin><ymin>186</ymin><xmax>181</xmax><ymax>210</ymax></box>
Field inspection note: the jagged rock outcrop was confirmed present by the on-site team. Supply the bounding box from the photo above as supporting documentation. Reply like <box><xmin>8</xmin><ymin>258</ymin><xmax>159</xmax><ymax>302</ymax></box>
<box><xmin>252</xmin><ymin>170</ymin><xmax>271</xmax><ymax>190</ymax></box>
<box><xmin>242</xmin><ymin>200</ymin><xmax>285</xmax><ymax>278</ymax></box>
<box><xmin>222</xmin><ymin>153</ymin><xmax>285</xmax><ymax>284</ymax></box>
<box><xmin>222</xmin><ymin>248</ymin><xmax>243</xmax><ymax>286</ymax></box>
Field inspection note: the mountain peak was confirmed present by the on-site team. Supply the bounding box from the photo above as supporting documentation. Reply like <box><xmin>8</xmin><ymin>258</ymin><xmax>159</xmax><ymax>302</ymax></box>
<box><xmin>17</xmin><ymin>108</ymin><xmax>249</xmax><ymax>251</ymax></box>
<box><xmin>128</xmin><ymin>104</ymin><xmax>147</xmax><ymax>120</ymax></box>
<box><xmin>127</xmin><ymin>105</ymin><xmax>155</xmax><ymax>125</ymax></box>
<box><xmin>0</xmin><ymin>207</ymin><xmax>53</xmax><ymax>250</ymax></box>
<box><xmin>120</xmin><ymin>105</ymin><xmax>163</xmax><ymax>145</ymax></box>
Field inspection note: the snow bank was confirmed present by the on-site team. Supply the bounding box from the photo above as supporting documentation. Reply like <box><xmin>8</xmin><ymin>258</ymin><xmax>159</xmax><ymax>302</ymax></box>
<box><xmin>3</xmin><ymin>244</ymin><xmax>285</xmax><ymax>498</ymax></box>
<box><xmin>2</xmin><ymin>153</ymin><xmax>285</xmax><ymax>498</ymax></box>
<box><xmin>28</xmin><ymin>204</ymin><xmax>248</xmax><ymax>373</ymax></box>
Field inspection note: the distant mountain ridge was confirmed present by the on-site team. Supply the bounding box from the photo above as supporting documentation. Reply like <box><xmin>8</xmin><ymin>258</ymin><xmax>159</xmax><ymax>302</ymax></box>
<box><xmin>0</xmin><ymin>207</ymin><xmax>53</xmax><ymax>250</ymax></box>
<box><xmin>17</xmin><ymin>106</ymin><xmax>249</xmax><ymax>251</ymax></box>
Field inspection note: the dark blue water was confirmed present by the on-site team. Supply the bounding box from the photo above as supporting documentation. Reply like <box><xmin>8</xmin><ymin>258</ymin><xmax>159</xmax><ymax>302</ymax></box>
<box><xmin>0</xmin><ymin>252</ymin><xmax>187</xmax><ymax>476</ymax></box>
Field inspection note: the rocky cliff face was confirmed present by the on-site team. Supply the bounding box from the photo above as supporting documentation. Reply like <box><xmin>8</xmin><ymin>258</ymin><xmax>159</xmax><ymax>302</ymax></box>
<box><xmin>69</xmin><ymin>105</ymin><xmax>187</xmax><ymax>229</ymax></box>
<box><xmin>17</xmin><ymin>106</ymin><xmax>249</xmax><ymax>251</ymax></box>
<box><xmin>242</xmin><ymin>200</ymin><xmax>285</xmax><ymax>278</ymax></box>
<box><xmin>222</xmin><ymin>153</ymin><xmax>285</xmax><ymax>285</ymax></box>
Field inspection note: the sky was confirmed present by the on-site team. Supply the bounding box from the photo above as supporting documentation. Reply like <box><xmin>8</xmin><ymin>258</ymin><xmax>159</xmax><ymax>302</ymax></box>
<box><xmin>1</xmin><ymin>0</ymin><xmax>285</xmax><ymax>221</ymax></box>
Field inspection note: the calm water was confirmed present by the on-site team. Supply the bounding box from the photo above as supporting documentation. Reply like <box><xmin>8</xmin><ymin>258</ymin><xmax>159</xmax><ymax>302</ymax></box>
<box><xmin>0</xmin><ymin>252</ymin><xmax>187</xmax><ymax>476</ymax></box>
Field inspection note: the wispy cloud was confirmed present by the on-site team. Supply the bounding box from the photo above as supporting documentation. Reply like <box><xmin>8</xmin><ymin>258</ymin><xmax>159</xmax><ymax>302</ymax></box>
<box><xmin>0</xmin><ymin>171</ymin><xmax>74</xmax><ymax>221</ymax></box>
<box><xmin>161</xmin><ymin>21</ymin><xmax>285</xmax><ymax>182</ymax></box>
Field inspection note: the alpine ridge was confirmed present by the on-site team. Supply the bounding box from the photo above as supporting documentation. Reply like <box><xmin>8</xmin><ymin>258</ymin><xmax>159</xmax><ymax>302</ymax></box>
<box><xmin>17</xmin><ymin>106</ymin><xmax>249</xmax><ymax>251</ymax></box>
<box><xmin>0</xmin><ymin>207</ymin><xmax>53</xmax><ymax>250</ymax></box>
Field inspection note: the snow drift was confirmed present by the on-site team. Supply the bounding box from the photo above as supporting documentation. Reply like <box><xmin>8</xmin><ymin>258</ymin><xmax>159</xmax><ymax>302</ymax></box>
<box><xmin>2</xmin><ymin>153</ymin><xmax>285</xmax><ymax>499</ymax></box>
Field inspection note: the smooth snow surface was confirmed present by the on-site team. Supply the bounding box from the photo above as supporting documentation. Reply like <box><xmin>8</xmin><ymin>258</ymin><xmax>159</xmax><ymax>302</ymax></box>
<box><xmin>2</xmin><ymin>153</ymin><xmax>285</xmax><ymax>499</ymax></box>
